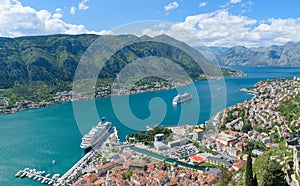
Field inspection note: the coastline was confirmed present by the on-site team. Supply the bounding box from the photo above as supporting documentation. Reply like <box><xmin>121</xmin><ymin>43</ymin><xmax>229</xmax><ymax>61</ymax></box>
<box><xmin>57</xmin><ymin>126</ymin><xmax>120</xmax><ymax>185</ymax></box>
<box><xmin>240</xmin><ymin>87</ymin><xmax>257</xmax><ymax>95</ymax></box>
<box><xmin>4</xmin><ymin>68</ymin><xmax>300</xmax><ymax>186</ymax></box>
<box><xmin>0</xmin><ymin>81</ymin><xmax>188</xmax><ymax>114</ymax></box>
<box><xmin>1</xmin><ymin>71</ymin><xmax>245</xmax><ymax>115</ymax></box>
<box><xmin>209</xmin><ymin>83</ymin><xmax>259</xmax><ymax>130</ymax></box>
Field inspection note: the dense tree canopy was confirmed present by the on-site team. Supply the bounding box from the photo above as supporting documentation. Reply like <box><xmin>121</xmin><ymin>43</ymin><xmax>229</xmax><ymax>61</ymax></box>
<box><xmin>263</xmin><ymin>160</ymin><xmax>288</xmax><ymax>186</ymax></box>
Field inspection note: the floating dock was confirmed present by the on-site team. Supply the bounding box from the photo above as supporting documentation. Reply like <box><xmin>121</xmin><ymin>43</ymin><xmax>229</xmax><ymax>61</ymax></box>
<box><xmin>15</xmin><ymin>168</ymin><xmax>60</xmax><ymax>185</ymax></box>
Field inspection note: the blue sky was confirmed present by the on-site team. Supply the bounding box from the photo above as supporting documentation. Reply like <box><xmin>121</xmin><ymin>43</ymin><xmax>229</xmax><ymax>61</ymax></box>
<box><xmin>1</xmin><ymin>0</ymin><xmax>300</xmax><ymax>47</ymax></box>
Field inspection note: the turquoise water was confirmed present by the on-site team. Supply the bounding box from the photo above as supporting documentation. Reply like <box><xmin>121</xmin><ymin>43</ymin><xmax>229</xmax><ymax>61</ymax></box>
<box><xmin>131</xmin><ymin>146</ymin><xmax>205</xmax><ymax>170</ymax></box>
<box><xmin>0</xmin><ymin>67</ymin><xmax>300</xmax><ymax>185</ymax></box>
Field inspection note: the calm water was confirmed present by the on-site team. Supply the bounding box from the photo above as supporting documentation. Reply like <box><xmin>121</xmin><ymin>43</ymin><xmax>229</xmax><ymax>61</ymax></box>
<box><xmin>0</xmin><ymin>67</ymin><xmax>300</xmax><ymax>185</ymax></box>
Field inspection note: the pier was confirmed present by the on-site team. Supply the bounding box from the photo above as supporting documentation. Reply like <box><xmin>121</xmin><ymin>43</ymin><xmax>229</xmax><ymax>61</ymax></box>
<box><xmin>15</xmin><ymin>168</ymin><xmax>60</xmax><ymax>185</ymax></box>
<box><xmin>15</xmin><ymin>126</ymin><xmax>117</xmax><ymax>185</ymax></box>
<box><xmin>57</xmin><ymin>149</ymin><xmax>94</xmax><ymax>185</ymax></box>
<box><xmin>56</xmin><ymin>126</ymin><xmax>118</xmax><ymax>185</ymax></box>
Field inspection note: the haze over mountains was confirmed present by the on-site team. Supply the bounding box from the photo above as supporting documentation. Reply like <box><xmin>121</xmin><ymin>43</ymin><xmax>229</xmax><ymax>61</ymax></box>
<box><xmin>197</xmin><ymin>42</ymin><xmax>300</xmax><ymax>67</ymax></box>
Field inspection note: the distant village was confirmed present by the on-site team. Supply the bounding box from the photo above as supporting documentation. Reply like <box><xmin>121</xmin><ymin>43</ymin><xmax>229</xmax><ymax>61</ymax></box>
<box><xmin>0</xmin><ymin>80</ymin><xmax>181</xmax><ymax>114</ymax></box>
<box><xmin>0</xmin><ymin>73</ymin><xmax>242</xmax><ymax>114</ymax></box>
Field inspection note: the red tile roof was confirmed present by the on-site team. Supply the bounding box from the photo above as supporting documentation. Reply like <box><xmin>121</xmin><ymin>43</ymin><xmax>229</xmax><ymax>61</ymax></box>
<box><xmin>232</xmin><ymin>161</ymin><xmax>246</xmax><ymax>170</ymax></box>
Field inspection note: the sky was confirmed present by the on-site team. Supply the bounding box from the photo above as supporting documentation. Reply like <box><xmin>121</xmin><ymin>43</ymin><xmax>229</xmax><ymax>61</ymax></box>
<box><xmin>1</xmin><ymin>0</ymin><xmax>300</xmax><ymax>47</ymax></box>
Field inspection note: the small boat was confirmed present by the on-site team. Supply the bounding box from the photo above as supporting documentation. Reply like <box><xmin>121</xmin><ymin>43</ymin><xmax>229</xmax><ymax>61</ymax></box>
<box><xmin>41</xmin><ymin>178</ymin><xmax>46</xmax><ymax>184</ymax></box>
<box><xmin>52</xmin><ymin>173</ymin><xmax>60</xmax><ymax>179</ymax></box>
<box><xmin>52</xmin><ymin>160</ymin><xmax>56</xmax><ymax>165</ymax></box>
<box><xmin>28</xmin><ymin>173</ymin><xmax>33</xmax><ymax>179</ymax></box>
<box><xmin>146</xmin><ymin>126</ymin><xmax>152</xmax><ymax>131</ymax></box>
<box><xmin>15</xmin><ymin>171</ymin><xmax>22</xmax><ymax>177</ymax></box>
<box><xmin>20</xmin><ymin>172</ymin><xmax>27</xmax><ymax>178</ymax></box>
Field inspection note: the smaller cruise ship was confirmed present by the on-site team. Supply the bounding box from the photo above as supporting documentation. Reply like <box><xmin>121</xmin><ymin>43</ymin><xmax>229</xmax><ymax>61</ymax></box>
<box><xmin>80</xmin><ymin>118</ymin><xmax>112</xmax><ymax>149</ymax></box>
<box><xmin>172</xmin><ymin>92</ymin><xmax>192</xmax><ymax>104</ymax></box>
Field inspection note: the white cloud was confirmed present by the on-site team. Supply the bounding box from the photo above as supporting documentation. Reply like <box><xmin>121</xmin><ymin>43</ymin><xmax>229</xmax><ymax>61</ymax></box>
<box><xmin>253</xmin><ymin>18</ymin><xmax>300</xmax><ymax>45</ymax></box>
<box><xmin>70</xmin><ymin>6</ymin><xmax>76</xmax><ymax>15</ymax></box>
<box><xmin>141</xmin><ymin>10</ymin><xmax>300</xmax><ymax>47</ymax></box>
<box><xmin>230</xmin><ymin>0</ymin><xmax>242</xmax><ymax>4</ymax></box>
<box><xmin>79</xmin><ymin>0</ymin><xmax>89</xmax><ymax>10</ymax></box>
<box><xmin>0</xmin><ymin>0</ymin><xmax>107</xmax><ymax>37</ymax></box>
<box><xmin>164</xmin><ymin>2</ymin><xmax>179</xmax><ymax>12</ymax></box>
<box><xmin>52</xmin><ymin>8</ymin><xmax>63</xmax><ymax>19</ymax></box>
<box><xmin>199</xmin><ymin>2</ymin><xmax>207</xmax><ymax>7</ymax></box>
<box><xmin>1</xmin><ymin>0</ymin><xmax>299</xmax><ymax>47</ymax></box>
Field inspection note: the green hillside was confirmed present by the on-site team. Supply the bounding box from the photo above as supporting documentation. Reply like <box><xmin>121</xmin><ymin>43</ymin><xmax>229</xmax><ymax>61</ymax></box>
<box><xmin>0</xmin><ymin>34</ymin><xmax>238</xmax><ymax>107</ymax></box>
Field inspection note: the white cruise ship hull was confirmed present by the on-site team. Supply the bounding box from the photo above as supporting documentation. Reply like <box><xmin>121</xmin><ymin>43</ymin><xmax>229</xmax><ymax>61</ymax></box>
<box><xmin>172</xmin><ymin>93</ymin><xmax>192</xmax><ymax>104</ymax></box>
<box><xmin>80</xmin><ymin>121</ymin><xmax>112</xmax><ymax>149</ymax></box>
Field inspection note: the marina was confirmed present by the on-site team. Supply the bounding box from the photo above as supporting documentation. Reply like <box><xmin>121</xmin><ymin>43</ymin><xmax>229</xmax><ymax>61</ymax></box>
<box><xmin>15</xmin><ymin>168</ymin><xmax>60</xmax><ymax>185</ymax></box>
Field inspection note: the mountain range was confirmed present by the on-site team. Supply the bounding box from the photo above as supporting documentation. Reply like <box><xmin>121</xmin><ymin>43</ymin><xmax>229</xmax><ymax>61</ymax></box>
<box><xmin>0</xmin><ymin>34</ymin><xmax>237</xmax><ymax>90</ymax></box>
<box><xmin>196</xmin><ymin>42</ymin><xmax>300</xmax><ymax>67</ymax></box>
<box><xmin>0</xmin><ymin>34</ymin><xmax>241</xmax><ymax>103</ymax></box>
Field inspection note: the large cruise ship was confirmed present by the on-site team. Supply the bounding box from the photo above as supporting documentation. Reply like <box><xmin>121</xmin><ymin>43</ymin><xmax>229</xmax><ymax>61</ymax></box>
<box><xmin>80</xmin><ymin>118</ymin><xmax>112</xmax><ymax>149</ymax></box>
<box><xmin>172</xmin><ymin>92</ymin><xmax>192</xmax><ymax>104</ymax></box>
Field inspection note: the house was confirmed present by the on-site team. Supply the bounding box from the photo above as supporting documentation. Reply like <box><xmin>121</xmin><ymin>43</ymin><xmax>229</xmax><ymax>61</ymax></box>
<box><xmin>124</xmin><ymin>159</ymin><xmax>146</xmax><ymax>170</ymax></box>
<box><xmin>155</xmin><ymin>133</ymin><xmax>165</xmax><ymax>142</ymax></box>
<box><xmin>252</xmin><ymin>149</ymin><xmax>264</xmax><ymax>156</ymax></box>
<box><xmin>227</xmin><ymin>147</ymin><xmax>241</xmax><ymax>157</ymax></box>
<box><xmin>77</xmin><ymin>173</ymin><xmax>99</xmax><ymax>185</ymax></box>
<box><xmin>96</xmin><ymin>157</ymin><xmax>125</xmax><ymax>175</ymax></box>
<box><xmin>206</xmin><ymin>156</ymin><xmax>232</xmax><ymax>168</ymax></box>
<box><xmin>154</xmin><ymin>171</ymin><xmax>168</xmax><ymax>185</ymax></box>
<box><xmin>261</xmin><ymin>137</ymin><xmax>272</xmax><ymax>144</ymax></box>
<box><xmin>168</xmin><ymin>139</ymin><xmax>187</xmax><ymax>148</ymax></box>
<box><xmin>287</xmin><ymin>138</ymin><xmax>299</xmax><ymax>148</ymax></box>
<box><xmin>232</xmin><ymin>161</ymin><xmax>246</xmax><ymax>171</ymax></box>
<box><xmin>193</xmin><ymin>128</ymin><xmax>204</xmax><ymax>141</ymax></box>
<box><xmin>216</xmin><ymin>132</ymin><xmax>238</xmax><ymax>146</ymax></box>
<box><xmin>204</xmin><ymin>168</ymin><xmax>221</xmax><ymax>176</ymax></box>
<box><xmin>154</xmin><ymin>141</ymin><xmax>168</xmax><ymax>151</ymax></box>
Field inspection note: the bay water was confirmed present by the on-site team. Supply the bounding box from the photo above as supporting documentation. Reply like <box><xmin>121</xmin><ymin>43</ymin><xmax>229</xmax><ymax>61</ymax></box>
<box><xmin>0</xmin><ymin>67</ymin><xmax>300</xmax><ymax>185</ymax></box>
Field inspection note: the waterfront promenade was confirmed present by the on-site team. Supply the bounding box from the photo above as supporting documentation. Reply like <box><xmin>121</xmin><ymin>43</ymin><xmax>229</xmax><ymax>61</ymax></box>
<box><xmin>57</xmin><ymin>150</ymin><xmax>92</xmax><ymax>185</ymax></box>
<box><xmin>56</xmin><ymin>128</ymin><xmax>116</xmax><ymax>185</ymax></box>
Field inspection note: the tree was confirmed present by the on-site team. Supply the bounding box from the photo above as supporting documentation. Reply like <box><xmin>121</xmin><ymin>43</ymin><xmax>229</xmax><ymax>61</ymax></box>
<box><xmin>102</xmin><ymin>157</ymin><xmax>107</xmax><ymax>164</ymax></box>
<box><xmin>219</xmin><ymin>124</ymin><xmax>226</xmax><ymax>131</ymax></box>
<box><xmin>245</xmin><ymin>151</ymin><xmax>254</xmax><ymax>186</ymax></box>
<box><xmin>263</xmin><ymin>160</ymin><xmax>288</xmax><ymax>186</ymax></box>
<box><xmin>125</xmin><ymin>169</ymin><xmax>133</xmax><ymax>179</ymax></box>
<box><xmin>219</xmin><ymin>170</ymin><xmax>232</xmax><ymax>186</ymax></box>
<box><xmin>253</xmin><ymin>174</ymin><xmax>258</xmax><ymax>186</ymax></box>
<box><xmin>242</xmin><ymin>123</ymin><xmax>253</xmax><ymax>133</ymax></box>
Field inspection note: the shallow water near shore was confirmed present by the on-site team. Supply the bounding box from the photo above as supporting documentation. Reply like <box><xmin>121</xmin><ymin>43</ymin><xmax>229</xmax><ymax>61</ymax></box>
<box><xmin>0</xmin><ymin>67</ymin><xmax>300</xmax><ymax>185</ymax></box>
